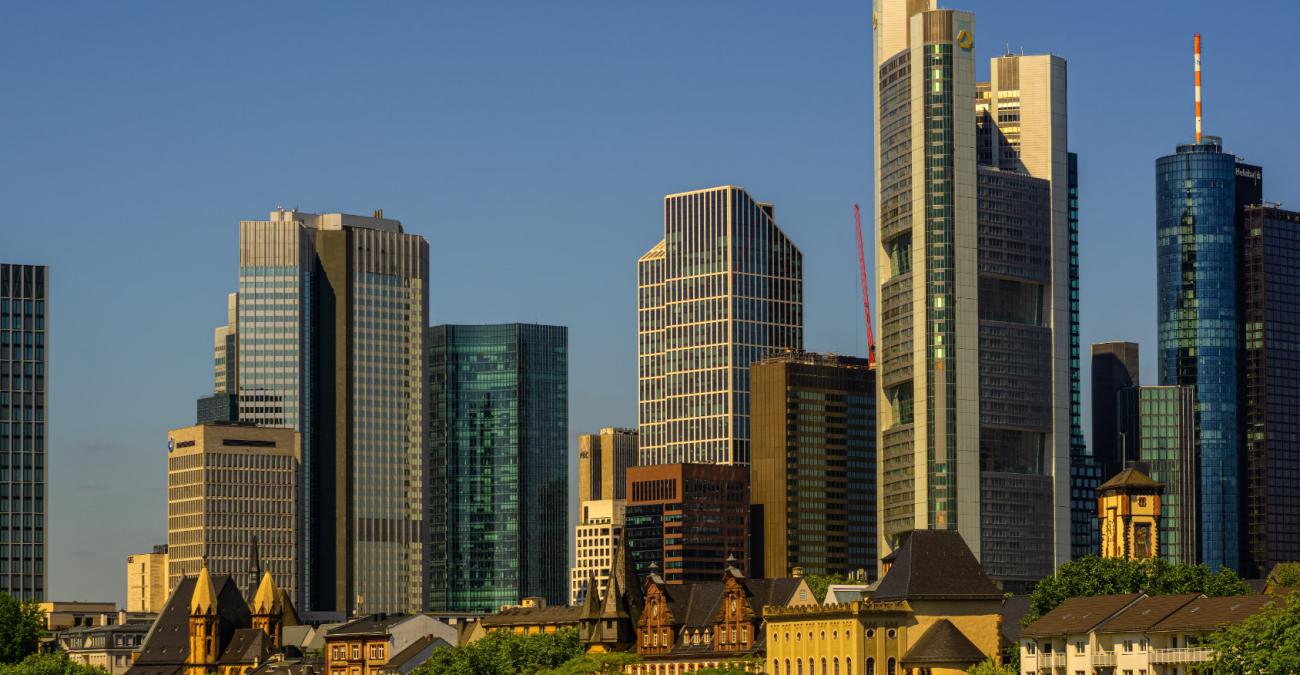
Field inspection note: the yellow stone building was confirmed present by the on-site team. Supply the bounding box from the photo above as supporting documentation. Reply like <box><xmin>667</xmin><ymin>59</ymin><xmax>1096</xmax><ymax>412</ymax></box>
<box><xmin>127</xmin><ymin>546</ymin><xmax>169</xmax><ymax>614</ymax></box>
<box><xmin>764</xmin><ymin>531</ymin><xmax>1004</xmax><ymax>675</ymax></box>
<box><xmin>1097</xmin><ymin>467</ymin><xmax>1162</xmax><ymax>560</ymax></box>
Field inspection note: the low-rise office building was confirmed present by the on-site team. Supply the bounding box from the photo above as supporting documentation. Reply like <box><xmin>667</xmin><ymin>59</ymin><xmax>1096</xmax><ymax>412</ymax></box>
<box><xmin>56</xmin><ymin>623</ymin><xmax>151</xmax><ymax>675</ymax></box>
<box><xmin>127</xmin><ymin>546</ymin><xmax>169</xmax><ymax>614</ymax></box>
<box><xmin>764</xmin><ymin>530</ymin><xmax>1004</xmax><ymax>675</ymax></box>
<box><xmin>324</xmin><ymin>614</ymin><xmax>454</xmax><ymax>675</ymax></box>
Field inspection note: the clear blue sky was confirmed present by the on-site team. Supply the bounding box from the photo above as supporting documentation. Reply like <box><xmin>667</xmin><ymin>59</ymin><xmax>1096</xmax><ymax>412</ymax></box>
<box><xmin>3</xmin><ymin>2</ymin><xmax>1299</xmax><ymax>604</ymax></box>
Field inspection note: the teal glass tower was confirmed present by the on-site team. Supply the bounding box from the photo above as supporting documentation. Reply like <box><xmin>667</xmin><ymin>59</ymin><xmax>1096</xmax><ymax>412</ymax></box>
<box><xmin>1155</xmin><ymin>137</ymin><xmax>1261</xmax><ymax>570</ymax></box>
<box><xmin>0</xmin><ymin>264</ymin><xmax>47</xmax><ymax>600</ymax></box>
<box><xmin>427</xmin><ymin>323</ymin><xmax>569</xmax><ymax>612</ymax></box>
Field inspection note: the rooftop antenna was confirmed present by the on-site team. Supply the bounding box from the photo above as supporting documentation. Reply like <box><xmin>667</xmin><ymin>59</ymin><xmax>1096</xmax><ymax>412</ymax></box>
<box><xmin>1194</xmin><ymin>33</ymin><xmax>1203</xmax><ymax>143</ymax></box>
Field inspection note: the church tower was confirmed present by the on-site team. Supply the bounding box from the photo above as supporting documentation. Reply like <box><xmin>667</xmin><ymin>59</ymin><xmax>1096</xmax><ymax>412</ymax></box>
<box><xmin>187</xmin><ymin>562</ymin><xmax>220</xmax><ymax>675</ymax></box>
<box><xmin>1098</xmin><ymin>466</ymin><xmax>1162</xmax><ymax>560</ymax></box>
<box><xmin>250</xmin><ymin>569</ymin><xmax>283</xmax><ymax>648</ymax></box>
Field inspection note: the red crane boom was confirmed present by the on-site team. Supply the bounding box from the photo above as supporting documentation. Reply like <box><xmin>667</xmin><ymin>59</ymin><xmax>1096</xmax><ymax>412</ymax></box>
<box><xmin>854</xmin><ymin>204</ymin><xmax>876</xmax><ymax>368</ymax></box>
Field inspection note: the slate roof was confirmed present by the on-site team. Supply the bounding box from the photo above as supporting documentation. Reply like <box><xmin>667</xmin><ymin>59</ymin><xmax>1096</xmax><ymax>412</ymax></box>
<box><xmin>1098</xmin><ymin>467</ymin><xmax>1160</xmax><ymax>491</ymax></box>
<box><xmin>218</xmin><ymin>629</ymin><xmax>273</xmax><ymax>665</ymax></box>
<box><xmin>1149</xmin><ymin>594</ymin><xmax>1281</xmax><ymax>633</ymax></box>
<box><xmin>999</xmin><ymin>595</ymin><xmax>1031</xmax><ymax>644</ymax></box>
<box><xmin>1096</xmin><ymin>594</ymin><xmax>1201</xmax><ymax>633</ymax></box>
<box><xmin>871</xmin><ymin>530</ymin><xmax>1002</xmax><ymax>602</ymax></box>
<box><xmin>901</xmin><ymin>619</ymin><xmax>987</xmax><ymax>667</ymax></box>
<box><xmin>658</xmin><ymin>578</ymin><xmax>803</xmax><ymax>629</ymax></box>
<box><xmin>1021</xmin><ymin>594</ymin><xmax>1143</xmax><ymax>638</ymax></box>
<box><xmin>380</xmin><ymin>635</ymin><xmax>449</xmax><ymax>673</ymax></box>
<box><xmin>126</xmin><ymin>574</ymin><xmax>251</xmax><ymax>675</ymax></box>
<box><xmin>327</xmin><ymin>615</ymin><xmax>419</xmax><ymax>637</ymax></box>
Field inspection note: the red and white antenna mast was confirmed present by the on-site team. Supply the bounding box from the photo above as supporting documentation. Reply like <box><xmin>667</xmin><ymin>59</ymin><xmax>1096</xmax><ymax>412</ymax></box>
<box><xmin>1194</xmin><ymin>33</ymin><xmax>1203</xmax><ymax>142</ymax></box>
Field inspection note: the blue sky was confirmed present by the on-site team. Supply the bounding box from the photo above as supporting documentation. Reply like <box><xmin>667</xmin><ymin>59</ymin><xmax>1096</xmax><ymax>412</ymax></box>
<box><xmin>3</xmin><ymin>1</ymin><xmax>1299</xmax><ymax>604</ymax></box>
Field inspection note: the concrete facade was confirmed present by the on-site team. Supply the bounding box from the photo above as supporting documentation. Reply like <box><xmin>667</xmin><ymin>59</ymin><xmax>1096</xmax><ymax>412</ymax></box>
<box><xmin>126</xmin><ymin>545</ymin><xmax>168</xmax><ymax>614</ymax></box>
<box><xmin>578</xmin><ymin>427</ymin><xmax>636</xmax><ymax>503</ymax></box>
<box><xmin>570</xmin><ymin>499</ymin><xmax>625</xmax><ymax>606</ymax></box>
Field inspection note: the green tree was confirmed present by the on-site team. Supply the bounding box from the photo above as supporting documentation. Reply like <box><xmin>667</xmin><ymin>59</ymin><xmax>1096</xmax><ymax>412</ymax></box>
<box><xmin>1025</xmin><ymin>556</ymin><xmax>1250</xmax><ymax>625</ymax></box>
<box><xmin>802</xmin><ymin>574</ymin><xmax>849</xmax><ymax>604</ymax></box>
<box><xmin>0</xmin><ymin>594</ymin><xmax>43</xmax><ymax>664</ymax></box>
<box><xmin>538</xmin><ymin>652</ymin><xmax>640</xmax><ymax>675</ymax></box>
<box><xmin>967</xmin><ymin>657</ymin><xmax>1015</xmax><ymax>675</ymax></box>
<box><xmin>1204</xmin><ymin>591</ymin><xmax>1300</xmax><ymax>673</ymax></box>
<box><xmin>0</xmin><ymin>653</ymin><xmax>109</xmax><ymax>675</ymax></box>
<box><xmin>1268</xmin><ymin>561</ymin><xmax>1300</xmax><ymax>588</ymax></box>
<box><xmin>415</xmin><ymin>627</ymin><xmax>585</xmax><ymax>675</ymax></box>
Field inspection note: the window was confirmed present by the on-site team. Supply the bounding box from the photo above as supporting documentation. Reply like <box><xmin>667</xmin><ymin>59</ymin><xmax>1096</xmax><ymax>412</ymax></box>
<box><xmin>1123</xmin><ymin>640</ymin><xmax>1133</xmax><ymax>653</ymax></box>
<box><xmin>1140</xmin><ymin>639</ymin><xmax>1148</xmax><ymax>651</ymax></box>
<box><xmin>351</xmin><ymin>645</ymin><xmax>360</xmax><ymax>659</ymax></box>
<box><xmin>1026</xmin><ymin>643</ymin><xmax>1036</xmax><ymax>655</ymax></box>
<box><xmin>1075</xmin><ymin>641</ymin><xmax>1085</xmax><ymax>654</ymax></box>
<box><xmin>887</xmin><ymin>658</ymin><xmax>896</xmax><ymax>675</ymax></box>
<box><xmin>865</xmin><ymin>658</ymin><xmax>874</xmax><ymax>675</ymax></box>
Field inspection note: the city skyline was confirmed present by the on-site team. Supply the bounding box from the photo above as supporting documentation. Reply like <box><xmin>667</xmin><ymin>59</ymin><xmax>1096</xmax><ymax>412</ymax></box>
<box><xmin>4</xmin><ymin>2</ymin><xmax>1300</xmax><ymax>604</ymax></box>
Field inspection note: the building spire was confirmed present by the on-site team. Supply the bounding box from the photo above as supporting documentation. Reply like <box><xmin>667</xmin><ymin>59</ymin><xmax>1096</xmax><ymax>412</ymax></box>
<box><xmin>1194</xmin><ymin>33</ymin><xmax>1203</xmax><ymax>142</ymax></box>
<box><xmin>190</xmin><ymin>560</ymin><xmax>218</xmax><ymax>616</ymax></box>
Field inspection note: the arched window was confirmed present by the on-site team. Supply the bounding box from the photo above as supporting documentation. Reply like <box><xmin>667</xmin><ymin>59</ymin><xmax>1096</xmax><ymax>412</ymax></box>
<box><xmin>786</xmin><ymin>659</ymin><xmax>791</xmax><ymax>675</ymax></box>
<box><xmin>834</xmin><ymin>658</ymin><xmax>840</xmax><ymax>675</ymax></box>
<box><xmin>821</xmin><ymin>658</ymin><xmax>828</xmax><ymax>675</ymax></box>
<box><xmin>846</xmin><ymin>658</ymin><xmax>852</xmax><ymax>675</ymax></box>
<box><xmin>772</xmin><ymin>660</ymin><xmax>780</xmax><ymax>675</ymax></box>
<box><xmin>886</xmin><ymin>658</ymin><xmax>896</xmax><ymax>675</ymax></box>
<box><xmin>797</xmin><ymin>660</ymin><xmax>804</xmax><ymax>675</ymax></box>
<box><xmin>865</xmin><ymin>657</ymin><xmax>874</xmax><ymax>675</ymax></box>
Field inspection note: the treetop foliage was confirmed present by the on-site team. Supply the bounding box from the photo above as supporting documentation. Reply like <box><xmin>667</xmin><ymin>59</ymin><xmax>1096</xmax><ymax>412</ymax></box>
<box><xmin>1025</xmin><ymin>556</ymin><xmax>1250</xmax><ymax>625</ymax></box>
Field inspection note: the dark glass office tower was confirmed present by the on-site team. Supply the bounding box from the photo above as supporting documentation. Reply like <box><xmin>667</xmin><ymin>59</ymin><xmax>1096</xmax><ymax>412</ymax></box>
<box><xmin>0</xmin><ymin>264</ymin><xmax>47</xmax><ymax>600</ymax></box>
<box><xmin>1155</xmin><ymin>137</ymin><xmax>1261</xmax><ymax>570</ymax></box>
<box><xmin>1067</xmin><ymin>153</ymin><xmax>1103</xmax><ymax>560</ymax></box>
<box><xmin>750</xmin><ymin>352</ymin><xmax>876</xmax><ymax>580</ymax></box>
<box><xmin>1091</xmin><ymin>342</ymin><xmax>1141</xmax><ymax>475</ymax></box>
<box><xmin>1241</xmin><ymin>205</ymin><xmax>1300</xmax><ymax>577</ymax></box>
<box><xmin>1117</xmin><ymin>386</ymin><xmax>1199</xmax><ymax>563</ymax></box>
<box><xmin>427</xmin><ymin>324</ymin><xmax>568</xmax><ymax>611</ymax></box>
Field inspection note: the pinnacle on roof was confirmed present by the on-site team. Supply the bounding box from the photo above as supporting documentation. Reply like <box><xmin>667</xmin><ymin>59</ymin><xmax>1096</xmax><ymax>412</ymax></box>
<box><xmin>251</xmin><ymin>569</ymin><xmax>280</xmax><ymax>615</ymax></box>
<box><xmin>191</xmin><ymin>562</ymin><xmax>219</xmax><ymax>616</ymax></box>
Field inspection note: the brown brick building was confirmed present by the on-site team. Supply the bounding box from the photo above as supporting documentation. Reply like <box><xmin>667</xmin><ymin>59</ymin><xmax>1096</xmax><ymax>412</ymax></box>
<box><xmin>625</xmin><ymin>464</ymin><xmax>749</xmax><ymax>583</ymax></box>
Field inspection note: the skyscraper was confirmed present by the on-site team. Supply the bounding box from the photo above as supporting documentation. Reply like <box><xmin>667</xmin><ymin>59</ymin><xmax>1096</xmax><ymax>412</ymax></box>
<box><xmin>750</xmin><ymin>351</ymin><xmax>876</xmax><ymax>579</ymax></box>
<box><xmin>1241</xmin><ymin>205</ymin><xmax>1300</xmax><ymax>576</ymax></box>
<box><xmin>126</xmin><ymin>545</ymin><xmax>169</xmax><ymax>614</ymax></box>
<box><xmin>570</xmin><ymin>499</ymin><xmax>625</xmax><ymax>606</ymax></box>
<box><xmin>166</xmin><ymin>422</ymin><xmax>299</xmax><ymax>600</ymax></box>
<box><xmin>427</xmin><ymin>323</ymin><xmax>568</xmax><ymax>612</ymax></box>
<box><xmin>197</xmin><ymin>293</ymin><xmax>239</xmax><ymax>424</ymax></box>
<box><xmin>625</xmin><ymin>463</ymin><xmax>749</xmax><ymax>583</ymax></box>
<box><xmin>1091</xmin><ymin>342</ymin><xmax>1141</xmax><ymax>475</ymax></box>
<box><xmin>229</xmin><ymin>208</ymin><xmax>429</xmax><ymax>613</ymax></box>
<box><xmin>1117</xmin><ymin>386</ymin><xmax>1199</xmax><ymax>564</ymax></box>
<box><xmin>873</xmin><ymin>1</ymin><xmax>1072</xmax><ymax>586</ymax></box>
<box><xmin>0</xmin><ymin>263</ymin><xmax>47</xmax><ymax>600</ymax></box>
<box><xmin>1155</xmin><ymin>138</ymin><xmax>1262</xmax><ymax>571</ymax></box>
<box><xmin>578</xmin><ymin>427</ymin><xmax>637</xmax><ymax>503</ymax></box>
<box><xmin>637</xmin><ymin>185</ymin><xmax>803</xmax><ymax>467</ymax></box>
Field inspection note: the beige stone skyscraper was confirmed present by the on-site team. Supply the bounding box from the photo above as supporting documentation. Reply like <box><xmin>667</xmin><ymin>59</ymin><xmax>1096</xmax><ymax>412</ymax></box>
<box><xmin>637</xmin><ymin>186</ymin><xmax>803</xmax><ymax>466</ymax></box>
<box><xmin>231</xmin><ymin>208</ymin><xmax>429</xmax><ymax>614</ymax></box>
<box><xmin>569</xmin><ymin>499</ymin><xmax>625</xmax><ymax>606</ymax></box>
<box><xmin>213</xmin><ymin>292</ymin><xmax>237</xmax><ymax>394</ymax></box>
<box><xmin>578</xmin><ymin>428</ymin><xmax>637</xmax><ymax>503</ymax></box>
<box><xmin>125</xmin><ymin>545</ymin><xmax>168</xmax><ymax>613</ymax></box>
<box><xmin>872</xmin><ymin>1</ymin><xmax>1072</xmax><ymax>587</ymax></box>
<box><xmin>166</xmin><ymin>422</ymin><xmax>299</xmax><ymax>600</ymax></box>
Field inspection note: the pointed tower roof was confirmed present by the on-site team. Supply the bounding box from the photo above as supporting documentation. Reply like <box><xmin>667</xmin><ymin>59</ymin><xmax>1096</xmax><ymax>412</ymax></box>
<box><xmin>579</xmin><ymin>571</ymin><xmax>602</xmax><ymax>620</ymax></box>
<box><xmin>1098</xmin><ymin>466</ymin><xmax>1162</xmax><ymax>492</ymax></box>
<box><xmin>251</xmin><ymin>569</ymin><xmax>281</xmax><ymax>615</ymax></box>
<box><xmin>191</xmin><ymin>562</ymin><xmax>219</xmax><ymax>616</ymax></box>
<box><xmin>600</xmin><ymin>544</ymin><xmax>632</xmax><ymax>620</ymax></box>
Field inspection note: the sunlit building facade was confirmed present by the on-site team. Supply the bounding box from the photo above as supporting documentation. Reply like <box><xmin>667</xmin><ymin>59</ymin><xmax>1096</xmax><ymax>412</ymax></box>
<box><xmin>637</xmin><ymin>185</ymin><xmax>803</xmax><ymax>467</ymax></box>
<box><xmin>427</xmin><ymin>323</ymin><xmax>569</xmax><ymax>612</ymax></box>
<box><xmin>230</xmin><ymin>208</ymin><xmax>429</xmax><ymax>613</ymax></box>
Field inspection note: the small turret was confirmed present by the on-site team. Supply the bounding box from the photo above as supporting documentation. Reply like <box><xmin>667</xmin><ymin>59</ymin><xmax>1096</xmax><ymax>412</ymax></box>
<box><xmin>187</xmin><ymin>562</ymin><xmax>220</xmax><ymax>675</ymax></box>
<box><xmin>250</xmin><ymin>569</ymin><xmax>283</xmax><ymax>648</ymax></box>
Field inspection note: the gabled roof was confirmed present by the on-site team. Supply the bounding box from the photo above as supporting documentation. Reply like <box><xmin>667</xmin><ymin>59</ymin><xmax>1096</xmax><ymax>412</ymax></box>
<box><xmin>999</xmin><ymin>595</ymin><xmax>1031</xmax><ymax>644</ymax></box>
<box><xmin>380</xmin><ymin>635</ymin><xmax>449</xmax><ymax>672</ymax></box>
<box><xmin>127</xmin><ymin>574</ymin><xmax>251</xmax><ymax>675</ymax></box>
<box><xmin>328</xmin><ymin>615</ymin><xmax>419</xmax><ymax>637</ymax></box>
<box><xmin>872</xmin><ymin>531</ymin><xmax>1002</xmax><ymax>602</ymax></box>
<box><xmin>1022</xmin><ymin>594</ymin><xmax>1143</xmax><ymax>638</ymax></box>
<box><xmin>901</xmin><ymin>619</ymin><xmax>987</xmax><ymax>666</ymax></box>
<box><xmin>1097</xmin><ymin>594</ymin><xmax>1201</xmax><ymax>633</ymax></box>
<box><xmin>1149</xmin><ymin>594</ymin><xmax>1280</xmax><ymax>633</ymax></box>
<box><xmin>652</xmin><ymin>578</ymin><xmax>803</xmax><ymax>630</ymax></box>
<box><xmin>1098</xmin><ymin>467</ymin><xmax>1161</xmax><ymax>492</ymax></box>
<box><xmin>218</xmin><ymin>629</ymin><xmax>272</xmax><ymax>665</ymax></box>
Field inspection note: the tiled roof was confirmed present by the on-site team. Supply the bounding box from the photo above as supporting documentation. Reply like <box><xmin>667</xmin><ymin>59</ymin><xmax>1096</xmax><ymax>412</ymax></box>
<box><xmin>1022</xmin><ymin>594</ymin><xmax>1143</xmax><ymax>638</ymax></box>
<box><xmin>872</xmin><ymin>531</ymin><xmax>1002</xmax><ymax>602</ymax></box>
<box><xmin>1149</xmin><ymin>595</ymin><xmax>1281</xmax><ymax>633</ymax></box>
<box><xmin>479</xmin><ymin>605</ymin><xmax>583</xmax><ymax>627</ymax></box>
<box><xmin>1096</xmin><ymin>594</ymin><xmax>1201</xmax><ymax>633</ymax></box>
<box><xmin>328</xmin><ymin>615</ymin><xmax>418</xmax><ymax>637</ymax></box>
<box><xmin>658</xmin><ymin>578</ymin><xmax>803</xmax><ymax>629</ymax></box>
<box><xmin>218</xmin><ymin>629</ymin><xmax>273</xmax><ymax>665</ymax></box>
<box><xmin>380</xmin><ymin>635</ymin><xmax>448</xmax><ymax>672</ymax></box>
<box><xmin>901</xmin><ymin>619</ymin><xmax>987</xmax><ymax>666</ymax></box>
<box><xmin>1098</xmin><ymin>467</ymin><xmax>1160</xmax><ymax>491</ymax></box>
<box><xmin>999</xmin><ymin>595</ymin><xmax>1031</xmax><ymax>644</ymax></box>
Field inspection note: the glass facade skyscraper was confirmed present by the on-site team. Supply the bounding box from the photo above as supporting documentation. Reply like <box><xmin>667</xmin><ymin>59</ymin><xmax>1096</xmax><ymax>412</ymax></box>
<box><xmin>637</xmin><ymin>185</ymin><xmax>803</xmax><ymax>467</ymax></box>
<box><xmin>0</xmin><ymin>264</ymin><xmax>47</xmax><ymax>600</ymax></box>
<box><xmin>1117</xmin><ymin>386</ymin><xmax>1199</xmax><ymax>564</ymax></box>
<box><xmin>232</xmin><ymin>209</ymin><xmax>429</xmax><ymax>614</ymax></box>
<box><xmin>1241</xmin><ymin>205</ymin><xmax>1300</xmax><ymax>576</ymax></box>
<box><xmin>427</xmin><ymin>323</ymin><xmax>568</xmax><ymax>612</ymax></box>
<box><xmin>1155</xmin><ymin>138</ymin><xmax>1261</xmax><ymax>570</ymax></box>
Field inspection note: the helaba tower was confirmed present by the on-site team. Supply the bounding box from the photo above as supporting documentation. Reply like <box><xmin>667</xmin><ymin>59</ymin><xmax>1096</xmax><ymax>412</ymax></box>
<box><xmin>872</xmin><ymin>0</ymin><xmax>1074</xmax><ymax>587</ymax></box>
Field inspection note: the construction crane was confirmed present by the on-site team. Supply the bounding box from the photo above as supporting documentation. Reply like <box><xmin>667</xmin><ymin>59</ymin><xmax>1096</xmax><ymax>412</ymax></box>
<box><xmin>853</xmin><ymin>204</ymin><xmax>876</xmax><ymax>368</ymax></box>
